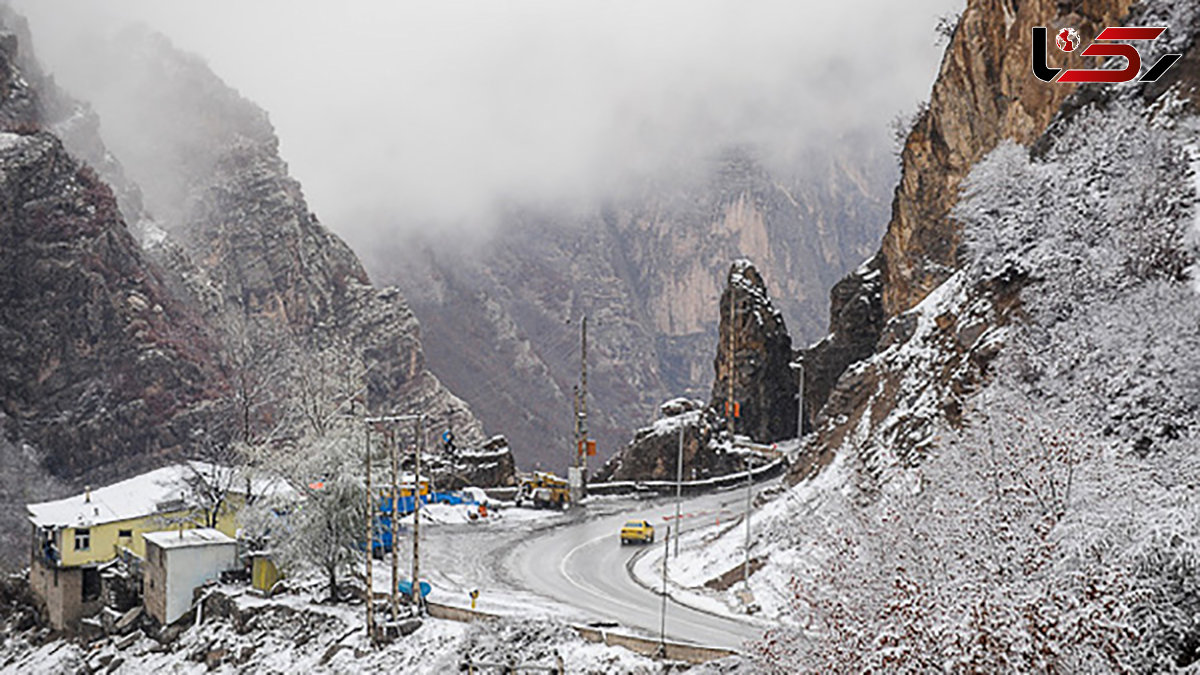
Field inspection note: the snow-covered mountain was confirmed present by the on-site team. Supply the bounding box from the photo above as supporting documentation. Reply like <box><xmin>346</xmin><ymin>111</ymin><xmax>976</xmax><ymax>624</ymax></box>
<box><xmin>667</xmin><ymin>0</ymin><xmax>1200</xmax><ymax>669</ymax></box>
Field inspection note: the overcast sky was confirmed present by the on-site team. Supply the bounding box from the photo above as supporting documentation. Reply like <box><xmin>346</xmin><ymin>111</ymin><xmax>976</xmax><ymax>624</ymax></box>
<box><xmin>14</xmin><ymin>0</ymin><xmax>962</xmax><ymax>239</ymax></box>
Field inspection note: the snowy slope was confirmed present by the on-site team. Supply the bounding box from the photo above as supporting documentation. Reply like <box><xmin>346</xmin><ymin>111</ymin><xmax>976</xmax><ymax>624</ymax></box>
<box><xmin>671</xmin><ymin>39</ymin><xmax>1200</xmax><ymax>672</ymax></box>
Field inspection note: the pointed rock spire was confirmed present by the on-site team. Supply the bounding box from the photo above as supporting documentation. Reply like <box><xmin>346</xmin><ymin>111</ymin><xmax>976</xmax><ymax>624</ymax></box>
<box><xmin>710</xmin><ymin>259</ymin><xmax>798</xmax><ymax>443</ymax></box>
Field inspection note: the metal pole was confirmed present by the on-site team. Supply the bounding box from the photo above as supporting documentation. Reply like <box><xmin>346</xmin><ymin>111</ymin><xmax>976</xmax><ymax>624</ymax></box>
<box><xmin>411</xmin><ymin>414</ymin><xmax>424</xmax><ymax>611</ymax></box>
<box><xmin>797</xmin><ymin>359</ymin><xmax>805</xmax><ymax>438</ymax></box>
<box><xmin>674</xmin><ymin>424</ymin><xmax>683</xmax><ymax>558</ymax></box>
<box><xmin>572</xmin><ymin>385</ymin><xmax>580</xmax><ymax>470</ymax></box>
<box><xmin>389</xmin><ymin>428</ymin><xmax>399</xmax><ymax>623</ymax></box>
<box><xmin>580</xmin><ymin>316</ymin><xmax>588</xmax><ymax>491</ymax></box>
<box><xmin>743</xmin><ymin>457</ymin><xmax>751</xmax><ymax>591</ymax></box>
<box><xmin>364</xmin><ymin>424</ymin><xmax>374</xmax><ymax>643</ymax></box>
<box><xmin>659</xmin><ymin>525</ymin><xmax>670</xmax><ymax>652</ymax></box>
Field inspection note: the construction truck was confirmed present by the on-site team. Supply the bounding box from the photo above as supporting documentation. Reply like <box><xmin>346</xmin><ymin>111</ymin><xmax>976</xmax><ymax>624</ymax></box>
<box><xmin>515</xmin><ymin>471</ymin><xmax>571</xmax><ymax>509</ymax></box>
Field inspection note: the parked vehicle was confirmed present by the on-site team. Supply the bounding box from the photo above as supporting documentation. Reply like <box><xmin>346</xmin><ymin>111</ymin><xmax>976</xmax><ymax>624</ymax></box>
<box><xmin>515</xmin><ymin>472</ymin><xmax>570</xmax><ymax>509</ymax></box>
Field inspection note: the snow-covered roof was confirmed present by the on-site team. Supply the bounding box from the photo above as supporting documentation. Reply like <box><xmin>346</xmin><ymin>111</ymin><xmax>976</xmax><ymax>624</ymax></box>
<box><xmin>26</xmin><ymin>461</ymin><xmax>296</xmax><ymax>529</ymax></box>
<box><xmin>144</xmin><ymin>528</ymin><xmax>235</xmax><ymax>550</ymax></box>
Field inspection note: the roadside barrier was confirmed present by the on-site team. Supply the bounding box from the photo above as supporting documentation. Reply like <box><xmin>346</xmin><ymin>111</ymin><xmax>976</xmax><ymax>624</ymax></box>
<box><xmin>425</xmin><ymin>600</ymin><xmax>739</xmax><ymax>665</ymax></box>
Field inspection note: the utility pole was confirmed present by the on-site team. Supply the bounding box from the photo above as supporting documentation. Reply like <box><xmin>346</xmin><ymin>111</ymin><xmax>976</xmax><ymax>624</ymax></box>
<box><xmin>364</xmin><ymin>414</ymin><xmax>426</xmax><ymax>618</ymax></box>
<box><xmin>796</xmin><ymin>358</ymin><xmax>805</xmax><ymax>438</ymax></box>
<box><xmin>412</xmin><ymin>414</ymin><xmax>424</xmax><ymax>612</ymax></box>
<box><xmin>569</xmin><ymin>317</ymin><xmax>590</xmax><ymax>504</ymax></box>
<box><xmin>572</xmin><ymin>385</ymin><xmax>580</xmax><ymax>470</ymax></box>
<box><xmin>364</xmin><ymin>424</ymin><xmax>374</xmax><ymax>644</ymax></box>
<box><xmin>580</xmin><ymin>316</ymin><xmax>588</xmax><ymax>487</ymax></box>
<box><xmin>727</xmin><ymin>288</ymin><xmax>736</xmax><ymax>441</ymax></box>
<box><xmin>659</xmin><ymin>524</ymin><xmax>670</xmax><ymax>654</ymax></box>
<box><xmin>389</xmin><ymin>427</ymin><xmax>399</xmax><ymax>623</ymax></box>
<box><xmin>743</xmin><ymin>457</ymin><xmax>752</xmax><ymax>592</ymax></box>
<box><xmin>673</xmin><ymin>424</ymin><xmax>684</xmax><ymax>558</ymax></box>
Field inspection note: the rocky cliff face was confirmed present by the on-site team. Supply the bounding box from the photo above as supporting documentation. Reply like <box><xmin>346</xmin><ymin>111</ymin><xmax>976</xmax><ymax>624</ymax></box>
<box><xmin>710</xmin><ymin>260</ymin><xmax>797</xmax><ymax>444</ymax></box>
<box><xmin>0</xmin><ymin>18</ymin><xmax>225</xmax><ymax>482</ymax></box>
<box><xmin>792</xmin><ymin>0</ymin><xmax>1187</xmax><ymax>484</ymax></box>
<box><xmin>54</xmin><ymin>27</ymin><xmax>485</xmax><ymax>443</ymax></box>
<box><xmin>878</xmin><ymin>0</ymin><xmax>1134</xmax><ymax>318</ymax></box>
<box><xmin>0</xmin><ymin>130</ymin><xmax>225</xmax><ymax>478</ymax></box>
<box><xmin>379</xmin><ymin>145</ymin><xmax>890</xmax><ymax>470</ymax></box>
<box><xmin>0</xmin><ymin>11</ymin><xmax>499</xmax><ymax>568</ymax></box>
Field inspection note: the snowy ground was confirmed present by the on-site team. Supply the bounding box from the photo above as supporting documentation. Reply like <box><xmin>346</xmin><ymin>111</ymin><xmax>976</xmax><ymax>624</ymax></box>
<box><xmin>2</xmin><ymin>492</ymin><xmax>772</xmax><ymax>673</ymax></box>
<box><xmin>374</xmin><ymin>500</ymin><xmax>582</xmax><ymax>620</ymax></box>
<box><xmin>642</xmin><ymin>454</ymin><xmax>849</xmax><ymax>624</ymax></box>
<box><xmin>0</xmin><ymin>584</ymin><xmax>678</xmax><ymax>674</ymax></box>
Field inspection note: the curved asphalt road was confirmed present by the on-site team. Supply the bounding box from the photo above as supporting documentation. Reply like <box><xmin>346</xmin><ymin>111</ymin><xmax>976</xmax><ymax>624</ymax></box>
<box><xmin>505</xmin><ymin>489</ymin><xmax>767</xmax><ymax>651</ymax></box>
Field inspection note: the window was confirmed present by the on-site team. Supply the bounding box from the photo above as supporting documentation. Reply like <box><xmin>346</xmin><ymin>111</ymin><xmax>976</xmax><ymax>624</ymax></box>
<box><xmin>74</xmin><ymin>528</ymin><xmax>90</xmax><ymax>551</ymax></box>
<box><xmin>118</xmin><ymin>529</ymin><xmax>132</xmax><ymax>539</ymax></box>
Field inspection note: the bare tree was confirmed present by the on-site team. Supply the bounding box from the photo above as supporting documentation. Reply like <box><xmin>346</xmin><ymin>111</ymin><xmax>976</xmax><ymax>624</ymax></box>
<box><xmin>237</xmin><ymin>321</ymin><xmax>371</xmax><ymax>601</ymax></box>
<box><xmin>293</xmin><ymin>321</ymin><xmax>368</xmax><ymax>439</ymax></box>
<box><xmin>225</xmin><ymin>317</ymin><xmax>295</xmax><ymax>445</ymax></box>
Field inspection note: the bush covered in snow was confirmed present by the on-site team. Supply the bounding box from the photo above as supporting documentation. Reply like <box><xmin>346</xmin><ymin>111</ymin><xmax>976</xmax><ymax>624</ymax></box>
<box><xmin>754</xmin><ymin>97</ymin><xmax>1200</xmax><ymax>672</ymax></box>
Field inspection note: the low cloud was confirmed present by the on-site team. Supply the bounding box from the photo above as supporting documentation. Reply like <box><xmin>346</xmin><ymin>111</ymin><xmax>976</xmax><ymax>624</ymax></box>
<box><xmin>15</xmin><ymin>0</ymin><xmax>961</xmax><ymax>240</ymax></box>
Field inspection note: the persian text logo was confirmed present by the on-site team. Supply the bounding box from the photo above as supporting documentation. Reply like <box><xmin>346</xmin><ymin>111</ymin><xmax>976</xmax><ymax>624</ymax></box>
<box><xmin>1032</xmin><ymin>26</ymin><xmax>1182</xmax><ymax>83</ymax></box>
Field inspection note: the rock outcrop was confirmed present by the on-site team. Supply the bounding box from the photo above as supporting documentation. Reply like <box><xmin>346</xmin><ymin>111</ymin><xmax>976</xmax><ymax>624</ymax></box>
<box><xmin>794</xmin><ymin>256</ymin><xmax>884</xmax><ymax>434</ymax></box>
<box><xmin>0</xmin><ymin>17</ymin><xmax>228</xmax><ymax>483</ymax></box>
<box><xmin>710</xmin><ymin>260</ymin><xmax>797</xmax><ymax>444</ymax></box>
<box><xmin>791</xmin><ymin>0</ymin><xmax>1169</xmax><ymax>484</ymax></box>
<box><xmin>597</xmin><ymin>259</ymin><xmax>798</xmax><ymax>482</ymax></box>
<box><xmin>592</xmin><ymin>399</ymin><xmax>741</xmax><ymax>482</ymax></box>
<box><xmin>423</xmin><ymin>435</ymin><xmax>518</xmax><ymax>489</ymax></box>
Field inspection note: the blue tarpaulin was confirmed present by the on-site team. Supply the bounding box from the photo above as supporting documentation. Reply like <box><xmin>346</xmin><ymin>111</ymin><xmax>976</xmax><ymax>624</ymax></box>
<box><xmin>362</xmin><ymin>490</ymin><xmax>477</xmax><ymax>553</ymax></box>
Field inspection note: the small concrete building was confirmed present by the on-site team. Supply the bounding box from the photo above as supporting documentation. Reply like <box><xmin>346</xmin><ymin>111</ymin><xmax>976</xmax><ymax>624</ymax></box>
<box><xmin>143</xmin><ymin>529</ymin><xmax>238</xmax><ymax>625</ymax></box>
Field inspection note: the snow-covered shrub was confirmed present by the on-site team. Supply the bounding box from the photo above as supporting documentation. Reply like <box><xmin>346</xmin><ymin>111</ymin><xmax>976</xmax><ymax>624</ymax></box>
<box><xmin>757</xmin><ymin>98</ymin><xmax>1200</xmax><ymax>671</ymax></box>
<box><xmin>959</xmin><ymin>101</ymin><xmax>1200</xmax><ymax>456</ymax></box>
<box><xmin>245</xmin><ymin>430</ymin><xmax>367</xmax><ymax>601</ymax></box>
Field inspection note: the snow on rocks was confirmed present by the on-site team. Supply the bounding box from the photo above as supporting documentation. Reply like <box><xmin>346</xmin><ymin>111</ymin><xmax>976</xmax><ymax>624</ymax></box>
<box><xmin>643</xmin><ymin>456</ymin><xmax>849</xmax><ymax>624</ymax></box>
<box><xmin>0</xmin><ymin>583</ymin><xmax>672</xmax><ymax>674</ymax></box>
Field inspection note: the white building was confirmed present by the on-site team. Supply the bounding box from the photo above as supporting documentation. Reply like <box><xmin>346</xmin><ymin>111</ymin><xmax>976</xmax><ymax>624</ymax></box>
<box><xmin>143</xmin><ymin>529</ymin><xmax>238</xmax><ymax>625</ymax></box>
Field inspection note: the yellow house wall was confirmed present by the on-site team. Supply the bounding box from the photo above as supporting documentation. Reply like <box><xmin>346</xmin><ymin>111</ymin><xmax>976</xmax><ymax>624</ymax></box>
<box><xmin>56</xmin><ymin>498</ymin><xmax>242</xmax><ymax>567</ymax></box>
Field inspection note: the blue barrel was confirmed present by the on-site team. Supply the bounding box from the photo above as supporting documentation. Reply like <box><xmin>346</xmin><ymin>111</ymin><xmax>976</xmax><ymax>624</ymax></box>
<box><xmin>397</xmin><ymin>579</ymin><xmax>432</xmax><ymax>598</ymax></box>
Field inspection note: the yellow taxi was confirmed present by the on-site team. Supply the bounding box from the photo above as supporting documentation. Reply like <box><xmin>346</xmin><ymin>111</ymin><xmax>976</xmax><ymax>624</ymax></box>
<box><xmin>620</xmin><ymin>519</ymin><xmax>655</xmax><ymax>545</ymax></box>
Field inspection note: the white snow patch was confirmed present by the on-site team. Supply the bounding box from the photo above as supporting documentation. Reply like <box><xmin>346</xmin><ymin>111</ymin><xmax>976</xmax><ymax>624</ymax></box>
<box><xmin>0</xmin><ymin>132</ymin><xmax>26</xmax><ymax>153</ymax></box>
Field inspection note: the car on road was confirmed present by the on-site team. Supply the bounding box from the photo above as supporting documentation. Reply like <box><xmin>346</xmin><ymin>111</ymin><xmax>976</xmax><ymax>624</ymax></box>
<box><xmin>620</xmin><ymin>520</ymin><xmax>655</xmax><ymax>545</ymax></box>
